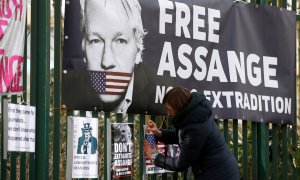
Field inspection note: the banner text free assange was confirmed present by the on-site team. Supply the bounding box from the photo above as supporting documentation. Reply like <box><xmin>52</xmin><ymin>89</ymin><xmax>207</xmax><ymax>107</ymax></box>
<box><xmin>157</xmin><ymin>0</ymin><xmax>279</xmax><ymax>89</ymax></box>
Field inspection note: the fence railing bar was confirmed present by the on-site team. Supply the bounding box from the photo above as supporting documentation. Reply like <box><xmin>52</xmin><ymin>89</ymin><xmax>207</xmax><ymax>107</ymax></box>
<box><xmin>1</xmin><ymin>96</ymin><xmax>7</xmax><ymax>179</ymax></box>
<box><xmin>92</xmin><ymin>111</ymin><xmax>99</xmax><ymax>180</ymax></box>
<box><xmin>104</xmin><ymin>112</ymin><xmax>109</xmax><ymax>180</ymax></box>
<box><xmin>52</xmin><ymin>0</ymin><xmax>62</xmax><ymax>178</ymax></box>
<box><xmin>20</xmin><ymin>11</ymin><xmax>28</xmax><ymax>180</ymax></box>
<box><xmin>251</xmin><ymin>122</ymin><xmax>258</xmax><ymax>180</ymax></box>
<box><xmin>233</xmin><ymin>119</ymin><xmax>239</xmax><ymax>159</ymax></box>
<box><xmin>139</xmin><ymin>114</ymin><xmax>145</xmax><ymax>180</ymax></box>
<box><xmin>10</xmin><ymin>153</ymin><xmax>16</xmax><ymax>180</ymax></box>
<box><xmin>292</xmin><ymin>121</ymin><xmax>298</xmax><ymax>180</ymax></box>
<box><xmin>282</xmin><ymin>125</ymin><xmax>288</xmax><ymax>180</ymax></box>
<box><xmin>242</xmin><ymin>120</ymin><xmax>248</xmax><ymax>180</ymax></box>
<box><xmin>34</xmin><ymin>0</ymin><xmax>51</xmax><ymax>178</ymax></box>
<box><xmin>224</xmin><ymin>119</ymin><xmax>229</xmax><ymax>144</ymax></box>
<box><xmin>117</xmin><ymin>113</ymin><xmax>122</xmax><ymax>123</ymax></box>
<box><xmin>257</xmin><ymin>123</ymin><xmax>268</xmax><ymax>179</ymax></box>
<box><xmin>292</xmin><ymin>0</ymin><xmax>296</xmax><ymax>11</ymax></box>
<box><xmin>272</xmin><ymin>124</ymin><xmax>278</xmax><ymax>180</ymax></box>
<box><xmin>161</xmin><ymin>115</ymin><xmax>170</xmax><ymax>180</ymax></box>
<box><xmin>19</xmin><ymin>153</ymin><xmax>26</xmax><ymax>180</ymax></box>
<box><xmin>78</xmin><ymin>111</ymin><xmax>87</xmax><ymax>180</ymax></box>
<box><xmin>148</xmin><ymin>115</ymin><xmax>157</xmax><ymax>180</ymax></box>
<box><xmin>265</xmin><ymin>123</ymin><xmax>270</xmax><ymax>179</ymax></box>
<box><xmin>128</xmin><ymin>114</ymin><xmax>134</xmax><ymax>123</ymax></box>
<box><xmin>10</xmin><ymin>96</ymin><xmax>17</xmax><ymax>180</ymax></box>
<box><xmin>29</xmin><ymin>0</ymin><xmax>37</xmax><ymax>179</ymax></box>
<box><xmin>282</xmin><ymin>0</ymin><xmax>287</xmax><ymax>8</ymax></box>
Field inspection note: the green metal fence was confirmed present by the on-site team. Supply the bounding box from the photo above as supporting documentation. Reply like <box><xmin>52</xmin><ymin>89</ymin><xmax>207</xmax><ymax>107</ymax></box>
<box><xmin>0</xmin><ymin>0</ymin><xmax>299</xmax><ymax>179</ymax></box>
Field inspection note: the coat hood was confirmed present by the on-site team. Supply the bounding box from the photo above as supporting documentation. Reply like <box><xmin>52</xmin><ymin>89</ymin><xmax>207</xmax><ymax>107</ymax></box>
<box><xmin>171</xmin><ymin>92</ymin><xmax>212</xmax><ymax>127</ymax></box>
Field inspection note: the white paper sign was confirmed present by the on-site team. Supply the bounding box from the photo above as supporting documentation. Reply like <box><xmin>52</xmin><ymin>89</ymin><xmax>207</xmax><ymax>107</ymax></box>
<box><xmin>3</xmin><ymin>99</ymin><xmax>36</xmax><ymax>153</ymax></box>
<box><xmin>70</xmin><ymin>116</ymin><xmax>98</xmax><ymax>178</ymax></box>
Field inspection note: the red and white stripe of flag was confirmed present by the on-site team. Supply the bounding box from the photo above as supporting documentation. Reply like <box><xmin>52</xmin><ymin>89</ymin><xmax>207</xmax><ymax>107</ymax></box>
<box><xmin>105</xmin><ymin>72</ymin><xmax>132</xmax><ymax>95</ymax></box>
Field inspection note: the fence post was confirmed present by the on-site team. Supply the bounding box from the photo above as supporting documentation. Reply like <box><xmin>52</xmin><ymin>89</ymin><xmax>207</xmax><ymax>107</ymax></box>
<box><xmin>33</xmin><ymin>0</ymin><xmax>51</xmax><ymax>178</ymax></box>
<box><xmin>53</xmin><ymin>0</ymin><xmax>62</xmax><ymax>178</ymax></box>
<box><xmin>257</xmin><ymin>123</ymin><xmax>268</xmax><ymax>179</ymax></box>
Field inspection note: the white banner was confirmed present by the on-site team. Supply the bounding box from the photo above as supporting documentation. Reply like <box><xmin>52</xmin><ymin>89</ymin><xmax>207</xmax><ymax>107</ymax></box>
<box><xmin>0</xmin><ymin>0</ymin><xmax>26</xmax><ymax>94</ymax></box>
<box><xmin>3</xmin><ymin>99</ymin><xmax>36</xmax><ymax>154</ymax></box>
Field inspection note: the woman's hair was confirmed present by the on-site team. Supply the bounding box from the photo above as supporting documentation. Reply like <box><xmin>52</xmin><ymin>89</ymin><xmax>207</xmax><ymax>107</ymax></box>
<box><xmin>163</xmin><ymin>86</ymin><xmax>191</xmax><ymax>114</ymax></box>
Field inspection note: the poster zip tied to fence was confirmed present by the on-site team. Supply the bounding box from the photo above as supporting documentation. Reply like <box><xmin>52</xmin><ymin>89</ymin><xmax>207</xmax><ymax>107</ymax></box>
<box><xmin>111</xmin><ymin>123</ymin><xmax>134</xmax><ymax>179</ymax></box>
<box><xmin>3</xmin><ymin>99</ymin><xmax>36</xmax><ymax>159</ymax></box>
<box><xmin>66</xmin><ymin>116</ymin><xmax>99</xmax><ymax>179</ymax></box>
<box><xmin>143</xmin><ymin>125</ymin><xmax>180</xmax><ymax>174</ymax></box>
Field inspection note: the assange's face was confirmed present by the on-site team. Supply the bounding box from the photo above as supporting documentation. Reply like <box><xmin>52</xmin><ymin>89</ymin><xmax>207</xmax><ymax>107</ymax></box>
<box><xmin>83</xmin><ymin>0</ymin><xmax>138</xmax><ymax>103</ymax></box>
<box><xmin>120</xmin><ymin>125</ymin><xmax>131</xmax><ymax>143</ymax></box>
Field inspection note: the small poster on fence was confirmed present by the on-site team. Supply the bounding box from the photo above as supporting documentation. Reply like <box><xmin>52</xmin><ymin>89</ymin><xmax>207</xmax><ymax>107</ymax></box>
<box><xmin>111</xmin><ymin>123</ymin><xmax>134</xmax><ymax>179</ymax></box>
<box><xmin>67</xmin><ymin>116</ymin><xmax>98</xmax><ymax>179</ymax></box>
<box><xmin>3</xmin><ymin>99</ymin><xmax>36</xmax><ymax>155</ymax></box>
<box><xmin>143</xmin><ymin>125</ymin><xmax>180</xmax><ymax>174</ymax></box>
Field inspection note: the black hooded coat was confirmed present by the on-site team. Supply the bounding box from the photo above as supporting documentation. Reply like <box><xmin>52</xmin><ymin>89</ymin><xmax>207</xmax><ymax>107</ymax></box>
<box><xmin>154</xmin><ymin>92</ymin><xmax>239</xmax><ymax>180</ymax></box>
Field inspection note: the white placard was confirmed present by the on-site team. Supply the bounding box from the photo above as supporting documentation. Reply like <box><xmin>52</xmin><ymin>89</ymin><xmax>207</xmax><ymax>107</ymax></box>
<box><xmin>3</xmin><ymin>99</ymin><xmax>36</xmax><ymax>153</ymax></box>
<box><xmin>68</xmin><ymin>116</ymin><xmax>98</xmax><ymax>179</ymax></box>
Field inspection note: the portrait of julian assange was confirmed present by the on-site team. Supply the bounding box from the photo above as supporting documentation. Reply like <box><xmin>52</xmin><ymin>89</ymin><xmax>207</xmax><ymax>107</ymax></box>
<box><xmin>62</xmin><ymin>0</ymin><xmax>170</xmax><ymax>114</ymax></box>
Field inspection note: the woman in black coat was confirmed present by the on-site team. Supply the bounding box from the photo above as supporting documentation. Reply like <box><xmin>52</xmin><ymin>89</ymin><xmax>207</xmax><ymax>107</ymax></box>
<box><xmin>145</xmin><ymin>86</ymin><xmax>239</xmax><ymax>180</ymax></box>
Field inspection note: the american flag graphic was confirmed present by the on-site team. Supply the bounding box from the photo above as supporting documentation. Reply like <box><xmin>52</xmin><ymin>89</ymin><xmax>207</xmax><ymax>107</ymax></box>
<box><xmin>145</xmin><ymin>137</ymin><xmax>165</xmax><ymax>165</ymax></box>
<box><xmin>89</xmin><ymin>71</ymin><xmax>132</xmax><ymax>95</ymax></box>
<box><xmin>145</xmin><ymin>141</ymin><xmax>175</xmax><ymax>174</ymax></box>
<box><xmin>145</xmin><ymin>133</ymin><xmax>156</xmax><ymax>148</ymax></box>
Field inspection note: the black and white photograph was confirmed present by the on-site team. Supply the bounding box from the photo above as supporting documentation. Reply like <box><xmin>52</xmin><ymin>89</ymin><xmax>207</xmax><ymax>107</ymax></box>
<box><xmin>62</xmin><ymin>0</ymin><xmax>173</xmax><ymax>115</ymax></box>
<box><xmin>111</xmin><ymin>123</ymin><xmax>134</xmax><ymax>179</ymax></box>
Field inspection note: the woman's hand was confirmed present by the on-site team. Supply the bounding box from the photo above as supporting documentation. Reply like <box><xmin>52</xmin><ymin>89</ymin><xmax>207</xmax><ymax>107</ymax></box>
<box><xmin>146</xmin><ymin>120</ymin><xmax>162</xmax><ymax>137</ymax></box>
